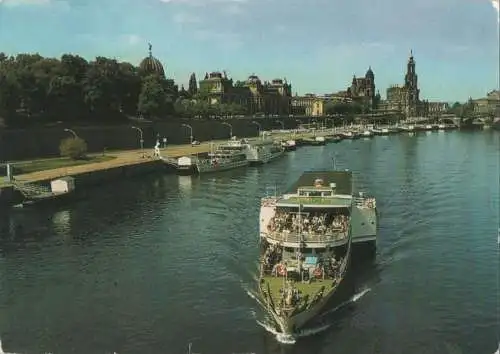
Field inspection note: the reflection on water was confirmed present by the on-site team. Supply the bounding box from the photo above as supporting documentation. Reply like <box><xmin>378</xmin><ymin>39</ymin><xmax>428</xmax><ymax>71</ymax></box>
<box><xmin>51</xmin><ymin>210</ymin><xmax>72</xmax><ymax>238</ymax></box>
<box><xmin>178</xmin><ymin>176</ymin><xmax>193</xmax><ymax>195</ymax></box>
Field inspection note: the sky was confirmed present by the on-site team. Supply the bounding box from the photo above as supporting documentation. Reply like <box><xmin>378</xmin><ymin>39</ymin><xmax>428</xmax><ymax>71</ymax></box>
<box><xmin>0</xmin><ymin>0</ymin><xmax>498</xmax><ymax>102</ymax></box>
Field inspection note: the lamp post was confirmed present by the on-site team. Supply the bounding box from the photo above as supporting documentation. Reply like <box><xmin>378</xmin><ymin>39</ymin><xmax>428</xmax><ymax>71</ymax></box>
<box><xmin>64</xmin><ymin>128</ymin><xmax>78</xmax><ymax>139</ymax></box>
<box><xmin>251</xmin><ymin>120</ymin><xmax>262</xmax><ymax>139</ymax></box>
<box><xmin>131</xmin><ymin>126</ymin><xmax>144</xmax><ymax>156</ymax></box>
<box><xmin>324</xmin><ymin>118</ymin><xmax>332</xmax><ymax>131</ymax></box>
<box><xmin>221</xmin><ymin>122</ymin><xmax>233</xmax><ymax>139</ymax></box>
<box><xmin>276</xmin><ymin>120</ymin><xmax>285</xmax><ymax>130</ymax></box>
<box><xmin>181</xmin><ymin>123</ymin><xmax>193</xmax><ymax>144</ymax></box>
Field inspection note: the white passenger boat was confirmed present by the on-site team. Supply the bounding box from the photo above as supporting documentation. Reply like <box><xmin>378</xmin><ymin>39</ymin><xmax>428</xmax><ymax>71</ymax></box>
<box><xmin>257</xmin><ymin>170</ymin><xmax>378</xmax><ymax>335</ymax></box>
<box><xmin>176</xmin><ymin>137</ymin><xmax>284</xmax><ymax>174</ymax></box>
<box><xmin>176</xmin><ymin>140</ymin><xmax>248</xmax><ymax>175</ymax></box>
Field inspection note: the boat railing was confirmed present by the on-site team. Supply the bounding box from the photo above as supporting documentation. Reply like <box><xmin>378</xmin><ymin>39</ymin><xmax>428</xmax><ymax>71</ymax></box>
<box><xmin>353</xmin><ymin>197</ymin><xmax>376</xmax><ymax>208</ymax></box>
<box><xmin>262</xmin><ymin>230</ymin><xmax>348</xmax><ymax>244</ymax></box>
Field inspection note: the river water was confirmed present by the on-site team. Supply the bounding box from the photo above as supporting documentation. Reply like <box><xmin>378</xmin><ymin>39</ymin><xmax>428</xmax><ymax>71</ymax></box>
<box><xmin>0</xmin><ymin>130</ymin><xmax>498</xmax><ymax>354</ymax></box>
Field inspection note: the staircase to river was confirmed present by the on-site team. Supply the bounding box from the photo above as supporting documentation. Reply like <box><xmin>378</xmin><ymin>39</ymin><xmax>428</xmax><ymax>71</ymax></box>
<box><xmin>159</xmin><ymin>156</ymin><xmax>178</xmax><ymax>168</ymax></box>
<box><xmin>12</xmin><ymin>181</ymin><xmax>51</xmax><ymax>198</ymax></box>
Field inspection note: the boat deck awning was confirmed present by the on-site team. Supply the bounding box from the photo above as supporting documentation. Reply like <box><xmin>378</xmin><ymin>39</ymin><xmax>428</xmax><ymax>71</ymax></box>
<box><xmin>276</xmin><ymin>196</ymin><xmax>352</xmax><ymax>208</ymax></box>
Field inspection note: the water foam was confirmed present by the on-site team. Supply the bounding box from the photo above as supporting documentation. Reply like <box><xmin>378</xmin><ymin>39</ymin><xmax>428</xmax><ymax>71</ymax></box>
<box><xmin>318</xmin><ymin>287</ymin><xmax>371</xmax><ymax>319</ymax></box>
<box><xmin>0</xmin><ymin>339</ymin><xmax>17</xmax><ymax>354</ymax></box>
<box><xmin>251</xmin><ymin>287</ymin><xmax>371</xmax><ymax>344</ymax></box>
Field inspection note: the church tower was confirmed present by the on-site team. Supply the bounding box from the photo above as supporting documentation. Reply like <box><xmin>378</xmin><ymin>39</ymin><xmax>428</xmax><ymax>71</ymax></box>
<box><xmin>404</xmin><ymin>50</ymin><xmax>420</xmax><ymax>116</ymax></box>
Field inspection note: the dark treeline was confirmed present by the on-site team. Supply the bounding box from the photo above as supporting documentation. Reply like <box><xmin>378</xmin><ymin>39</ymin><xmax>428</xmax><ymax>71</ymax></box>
<box><xmin>0</xmin><ymin>52</ymin><xmax>246</xmax><ymax>129</ymax></box>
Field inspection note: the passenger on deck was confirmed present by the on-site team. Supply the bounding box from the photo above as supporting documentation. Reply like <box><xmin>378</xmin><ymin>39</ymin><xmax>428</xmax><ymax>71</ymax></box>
<box><xmin>267</xmin><ymin>211</ymin><xmax>350</xmax><ymax>236</ymax></box>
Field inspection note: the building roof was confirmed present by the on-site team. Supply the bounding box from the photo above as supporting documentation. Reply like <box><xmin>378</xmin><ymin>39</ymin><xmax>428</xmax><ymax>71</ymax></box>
<box><xmin>366</xmin><ymin>66</ymin><xmax>374</xmax><ymax>78</ymax></box>
<box><xmin>287</xmin><ymin>170</ymin><xmax>353</xmax><ymax>195</ymax></box>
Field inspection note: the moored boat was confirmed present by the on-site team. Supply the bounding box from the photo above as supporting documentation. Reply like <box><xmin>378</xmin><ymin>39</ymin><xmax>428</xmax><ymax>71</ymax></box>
<box><xmin>370</xmin><ymin>127</ymin><xmax>383</xmax><ymax>135</ymax></box>
<box><xmin>401</xmin><ymin>124</ymin><xmax>415</xmax><ymax>132</ymax></box>
<box><xmin>282</xmin><ymin>140</ymin><xmax>297</xmax><ymax>151</ymax></box>
<box><xmin>257</xmin><ymin>170</ymin><xmax>378</xmax><ymax>335</ymax></box>
<box><xmin>341</xmin><ymin>131</ymin><xmax>360</xmax><ymax>139</ymax></box>
<box><xmin>247</xmin><ymin>140</ymin><xmax>285</xmax><ymax>165</ymax></box>
<box><xmin>438</xmin><ymin>123</ymin><xmax>457</xmax><ymax>130</ymax></box>
<box><xmin>12</xmin><ymin>177</ymin><xmax>76</xmax><ymax>208</ymax></box>
<box><xmin>332</xmin><ymin>135</ymin><xmax>343</xmax><ymax>143</ymax></box>
<box><xmin>199</xmin><ymin>143</ymin><xmax>249</xmax><ymax>173</ymax></box>
<box><xmin>389</xmin><ymin>126</ymin><xmax>403</xmax><ymax>134</ymax></box>
<box><xmin>362</xmin><ymin>130</ymin><xmax>373</xmax><ymax>137</ymax></box>
<box><xmin>309</xmin><ymin>136</ymin><xmax>326</xmax><ymax>146</ymax></box>
<box><xmin>176</xmin><ymin>139</ymin><xmax>249</xmax><ymax>174</ymax></box>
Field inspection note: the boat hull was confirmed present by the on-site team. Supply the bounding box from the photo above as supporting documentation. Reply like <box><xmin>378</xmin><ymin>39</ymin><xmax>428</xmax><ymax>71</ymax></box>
<box><xmin>259</xmin><ymin>258</ymin><xmax>353</xmax><ymax>334</ymax></box>
<box><xmin>197</xmin><ymin>159</ymin><xmax>249</xmax><ymax>173</ymax></box>
<box><xmin>248</xmin><ymin>150</ymin><xmax>285</xmax><ymax>165</ymax></box>
<box><xmin>309</xmin><ymin>140</ymin><xmax>326</xmax><ymax>146</ymax></box>
<box><xmin>177</xmin><ymin>165</ymin><xmax>197</xmax><ymax>176</ymax></box>
<box><xmin>15</xmin><ymin>191</ymin><xmax>75</xmax><ymax>209</ymax></box>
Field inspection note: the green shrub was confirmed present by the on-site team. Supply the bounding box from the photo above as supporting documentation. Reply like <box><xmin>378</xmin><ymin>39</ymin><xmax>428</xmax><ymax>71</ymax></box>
<box><xmin>59</xmin><ymin>137</ymin><xmax>88</xmax><ymax>160</ymax></box>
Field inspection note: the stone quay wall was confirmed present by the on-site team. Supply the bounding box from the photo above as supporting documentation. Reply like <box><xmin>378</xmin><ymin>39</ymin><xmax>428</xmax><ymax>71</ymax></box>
<box><xmin>0</xmin><ymin>117</ymin><xmax>306</xmax><ymax>161</ymax></box>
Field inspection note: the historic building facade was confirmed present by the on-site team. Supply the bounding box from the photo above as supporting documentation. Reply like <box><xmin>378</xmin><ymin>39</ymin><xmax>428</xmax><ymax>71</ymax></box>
<box><xmin>382</xmin><ymin>51</ymin><xmax>429</xmax><ymax>117</ymax></box>
<box><xmin>427</xmin><ymin>102</ymin><xmax>450</xmax><ymax>116</ymax></box>
<box><xmin>198</xmin><ymin>72</ymin><xmax>292</xmax><ymax>115</ymax></box>
<box><xmin>471</xmin><ymin>90</ymin><xmax>500</xmax><ymax>115</ymax></box>
<box><xmin>346</xmin><ymin>67</ymin><xmax>376</xmax><ymax>106</ymax></box>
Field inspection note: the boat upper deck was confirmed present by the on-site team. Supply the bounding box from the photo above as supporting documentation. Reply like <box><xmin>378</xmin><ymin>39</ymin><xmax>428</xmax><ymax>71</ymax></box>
<box><xmin>276</xmin><ymin>170</ymin><xmax>353</xmax><ymax>207</ymax></box>
<box><xmin>287</xmin><ymin>171</ymin><xmax>353</xmax><ymax>195</ymax></box>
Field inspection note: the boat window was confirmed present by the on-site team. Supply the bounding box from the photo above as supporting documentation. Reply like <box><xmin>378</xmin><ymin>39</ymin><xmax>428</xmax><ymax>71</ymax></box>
<box><xmin>309</xmin><ymin>191</ymin><xmax>322</xmax><ymax>197</ymax></box>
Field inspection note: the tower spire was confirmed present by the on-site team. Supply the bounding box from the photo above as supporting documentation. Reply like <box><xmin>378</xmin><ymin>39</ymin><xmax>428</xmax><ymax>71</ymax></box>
<box><xmin>148</xmin><ymin>42</ymin><xmax>152</xmax><ymax>57</ymax></box>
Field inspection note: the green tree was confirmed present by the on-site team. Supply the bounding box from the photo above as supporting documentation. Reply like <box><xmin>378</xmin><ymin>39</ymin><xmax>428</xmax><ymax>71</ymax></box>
<box><xmin>82</xmin><ymin>57</ymin><xmax>122</xmax><ymax>117</ymax></box>
<box><xmin>117</xmin><ymin>62</ymin><xmax>142</xmax><ymax>116</ymax></box>
<box><xmin>192</xmin><ymin>100</ymin><xmax>210</xmax><ymax>118</ymax></box>
<box><xmin>0</xmin><ymin>61</ymin><xmax>21</xmax><ymax>122</ymax></box>
<box><xmin>138</xmin><ymin>75</ymin><xmax>170</xmax><ymax>118</ymax></box>
<box><xmin>0</xmin><ymin>51</ymin><xmax>180</xmax><ymax>127</ymax></box>
<box><xmin>325</xmin><ymin>102</ymin><xmax>351</xmax><ymax>116</ymax></box>
<box><xmin>59</xmin><ymin>137</ymin><xmax>88</xmax><ymax>160</ymax></box>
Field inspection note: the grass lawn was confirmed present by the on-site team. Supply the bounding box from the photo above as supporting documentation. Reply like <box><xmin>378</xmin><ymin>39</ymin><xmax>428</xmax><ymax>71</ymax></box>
<box><xmin>8</xmin><ymin>155</ymin><xmax>116</xmax><ymax>175</ymax></box>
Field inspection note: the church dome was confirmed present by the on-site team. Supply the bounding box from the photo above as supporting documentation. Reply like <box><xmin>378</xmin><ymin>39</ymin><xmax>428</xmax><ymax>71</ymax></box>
<box><xmin>139</xmin><ymin>43</ymin><xmax>165</xmax><ymax>77</ymax></box>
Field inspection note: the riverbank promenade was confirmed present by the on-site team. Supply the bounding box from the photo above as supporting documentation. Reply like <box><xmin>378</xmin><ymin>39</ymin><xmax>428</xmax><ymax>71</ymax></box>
<box><xmin>9</xmin><ymin>142</ymin><xmax>212</xmax><ymax>184</ymax></box>
<box><xmin>2</xmin><ymin>121</ymin><xmax>461</xmax><ymax>185</ymax></box>
<box><xmin>5</xmin><ymin>131</ymin><xmax>312</xmax><ymax>184</ymax></box>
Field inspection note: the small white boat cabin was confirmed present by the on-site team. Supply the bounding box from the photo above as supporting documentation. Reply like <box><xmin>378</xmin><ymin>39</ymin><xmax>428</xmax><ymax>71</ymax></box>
<box><xmin>50</xmin><ymin>176</ymin><xmax>75</xmax><ymax>194</ymax></box>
